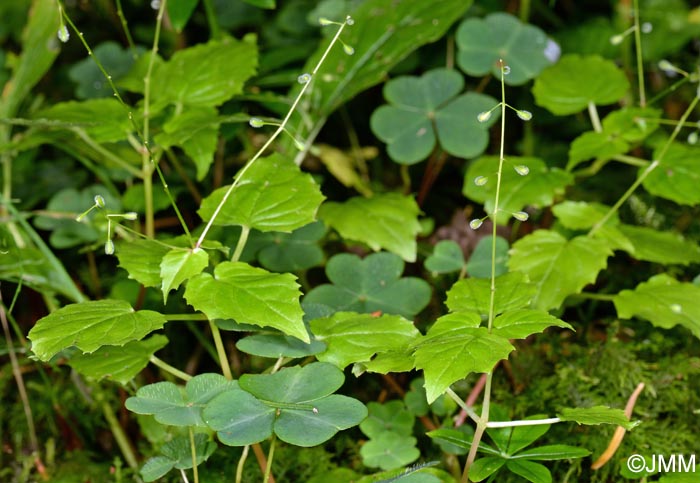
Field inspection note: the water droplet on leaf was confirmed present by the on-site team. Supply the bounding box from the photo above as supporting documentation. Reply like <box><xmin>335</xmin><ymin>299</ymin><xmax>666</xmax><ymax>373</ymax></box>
<box><xmin>502</xmin><ymin>65</ymin><xmax>511</xmax><ymax>75</ymax></box>
<box><xmin>514</xmin><ymin>165</ymin><xmax>529</xmax><ymax>176</ymax></box>
<box><xmin>641</xmin><ymin>22</ymin><xmax>652</xmax><ymax>34</ymax></box>
<box><xmin>297</xmin><ymin>73</ymin><xmax>312</xmax><ymax>84</ymax></box>
<box><xmin>670</xmin><ymin>304</ymin><xmax>682</xmax><ymax>314</ymax></box>
<box><xmin>346</xmin><ymin>16</ymin><xmax>354</xmax><ymax>25</ymax></box>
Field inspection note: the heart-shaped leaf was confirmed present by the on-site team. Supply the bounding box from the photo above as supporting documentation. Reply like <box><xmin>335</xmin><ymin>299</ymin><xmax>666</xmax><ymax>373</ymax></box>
<box><xmin>370</xmin><ymin>68</ymin><xmax>498</xmax><ymax>164</ymax></box>
<box><xmin>643</xmin><ymin>143</ymin><xmax>700</xmax><ymax>205</ymax></box>
<box><xmin>184</xmin><ymin>261</ymin><xmax>308</xmax><ymax>342</ymax></box>
<box><xmin>360</xmin><ymin>401</ymin><xmax>415</xmax><ymax>438</ymax></box>
<box><xmin>240</xmin><ymin>362</ymin><xmax>343</xmax><ymax>403</ymax></box>
<box><xmin>532</xmin><ymin>54</ymin><xmax>630</xmax><ymax>115</ymax></box>
<box><xmin>456</xmin><ymin>12</ymin><xmax>558</xmax><ymax>85</ymax></box>
<box><xmin>248</xmin><ymin>221</ymin><xmax>326</xmax><ymax>272</ymax></box>
<box><xmin>28</xmin><ymin>300</ymin><xmax>166</xmax><ymax>361</ymax></box>
<box><xmin>303</xmin><ymin>252</ymin><xmax>431</xmax><ymax>319</ymax></box>
<box><xmin>446</xmin><ymin>271</ymin><xmax>536</xmax><ymax>316</ymax></box>
<box><xmin>198</xmin><ymin>154</ymin><xmax>325</xmax><ymax>232</ymax></box>
<box><xmin>425</xmin><ymin>240</ymin><xmax>465</xmax><ymax>274</ymax></box>
<box><xmin>204</xmin><ymin>388</ymin><xmax>276</xmax><ymax>446</ymax></box>
<box><xmin>160</xmin><ymin>247</ymin><xmax>209</xmax><ymax>303</ymax></box>
<box><xmin>360</xmin><ymin>431</ymin><xmax>420</xmax><ymax>470</ymax></box>
<box><xmin>319</xmin><ymin>193</ymin><xmax>422</xmax><ymax>262</ymax></box>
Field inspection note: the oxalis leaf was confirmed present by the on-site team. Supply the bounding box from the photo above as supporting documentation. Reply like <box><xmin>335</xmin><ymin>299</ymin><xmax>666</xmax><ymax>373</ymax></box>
<box><xmin>360</xmin><ymin>431</ymin><xmax>420</xmax><ymax>471</ymax></box>
<box><xmin>370</xmin><ymin>68</ymin><xmax>498</xmax><ymax>164</ymax></box>
<box><xmin>532</xmin><ymin>54</ymin><xmax>630</xmax><ymax>115</ymax></box>
<box><xmin>28</xmin><ymin>300</ymin><xmax>166</xmax><ymax>361</ymax></box>
<box><xmin>198</xmin><ymin>153</ymin><xmax>325</xmax><ymax>232</ymax></box>
<box><xmin>509</xmin><ymin>230</ymin><xmax>612</xmax><ymax>310</ymax></box>
<box><xmin>160</xmin><ymin>247</ymin><xmax>209</xmax><ymax>303</ymax></box>
<box><xmin>126</xmin><ymin>373</ymin><xmax>236</xmax><ymax>427</ymax></box>
<box><xmin>185</xmin><ymin>261</ymin><xmax>308</xmax><ymax>343</ymax></box>
<box><xmin>456</xmin><ymin>12</ymin><xmax>558</xmax><ymax>85</ymax></box>
<box><xmin>140</xmin><ymin>434</ymin><xmax>216</xmax><ymax>482</ymax></box>
<box><xmin>303</xmin><ymin>252</ymin><xmax>431</xmax><ymax>319</ymax></box>
<box><xmin>309</xmin><ymin>312</ymin><xmax>421</xmax><ymax>369</ymax></box>
<box><xmin>613</xmin><ymin>274</ymin><xmax>700</xmax><ymax>339</ymax></box>
<box><xmin>425</xmin><ymin>240</ymin><xmax>465</xmax><ymax>274</ymax></box>
<box><xmin>319</xmin><ymin>193</ymin><xmax>421</xmax><ymax>262</ymax></box>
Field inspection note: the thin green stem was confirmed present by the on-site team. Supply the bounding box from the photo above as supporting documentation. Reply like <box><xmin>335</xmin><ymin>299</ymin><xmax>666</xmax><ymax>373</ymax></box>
<box><xmin>201</xmin><ymin>0</ymin><xmax>221</xmax><ymax>39</ymax></box>
<box><xmin>209</xmin><ymin>319</ymin><xmax>233</xmax><ymax>380</ymax></box>
<box><xmin>236</xmin><ymin>445</ymin><xmax>250</xmax><ymax>483</ymax></box>
<box><xmin>115</xmin><ymin>0</ymin><xmax>137</xmax><ymax>57</ymax></box>
<box><xmin>589</xmin><ymin>94</ymin><xmax>700</xmax><ymax>236</ymax></box>
<box><xmin>72</xmin><ymin>128</ymin><xmax>142</xmax><ymax>177</ymax></box>
<box><xmin>231</xmin><ymin>226</ymin><xmax>251</xmax><ymax>262</ymax></box>
<box><xmin>264</xmin><ymin>435</ymin><xmax>277</xmax><ymax>483</ymax></box>
<box><xmin>164</xmin><ymin>313</ymin><xmax>209</xmax><ymax>321</ymax></box>
<box><xmin>100</xmin><ymin>398</ymin><xmax>139</xmax><ymax>472</ymax></box>
<box><xmin>445</xmin><ymin>388</ymin><xmax>480</xmax><ymax>423</ymax></box>
<box><xmin>588</xmin><ymin>101</ymin><xmax>603</xmax><ymax>133</ymax></box>
<box><xmin>189</xmin><ymin>427</ymin><xmax>199</xmax><ymax>483</ymax></box>
<box><xmin>150</xmin><ymin>355</ymin><xmax>192</xmax><ymax>381</ymax></box>
<box><xmin>633</xmin><ymin>0</ymin><xmax>645</xmax><ymax>107</ymax></box>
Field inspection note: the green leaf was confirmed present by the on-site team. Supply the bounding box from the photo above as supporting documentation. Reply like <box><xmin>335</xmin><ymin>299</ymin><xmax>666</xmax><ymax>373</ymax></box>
<box><xmin>116</xmin><ymin>239</ymin><xmax>171</xmax><ymax>287</ymax></box>
<box><xmin>167</xmin><ymin>0</ymin><xmax>199</xmax><ymax>32</ymax></box>
<box><xmin>567</xmin><ymin>131</ymin><xmax>629</xmax><ymax>170</ymax></box>
<box><xmin>236</xmin><ymin>334</ymin><xmax>325</xmax><ymax>358</ymax></box>
<box><xmin>425</xmin><ymin>240</ymin><xmax>465</xmax><ymax>274</ymax></box>
<box><xmin>551</xmin><ymin>201</ymin><xmax>615</xmax><ymax>230</ymax></box>
<box><xmin>493</xmin><ymin>309</ymin><xmax>573</xmax><ymax>339</ymax></box>
<box><xmin>469</xmin><ymin>457</ymin><xmax>506</xmax><ymax>482</ymax></box>
<box><xmin>643</xmin><ymin>142</ymin><xmax>700</xmax><ymax>205</ymax></box>
<box><xmin>464</xmin><ymin>156</ymin><xmax>572</xmax><ymax>223</ymax></box>
<box><xmin>253</xmin><ymin>221</ymin><xmax>326</xmax><ymax>272</ymax></box>
<box><xmin>319</xmin><ymin>193</ymin><xmax>422</xmax><ymax>262</ymax></box>
<box><xmin>28</xmin><ymin>300</ymin><xmax>166</xmax><ymax>361</ymax></box>
<box><xmin>446</xmin><ymin>272</ymin><xmax>536</xmax><ymax>316</ymax></box>
<box><xmin>360</xmin><ymin>401</ymin><xmax>415</xmax><ymax>439</ymax></box>
<box><xmin>240</xmin><ymin>362</ymin><xmax>344</xmax><ymax>403</ymax></box>
<box><xmin>532</xmin><ymin>55</ymin><xmax>630</xmax><ymax>115</ymax></box>
<box><xmin>68</xmin><ymin>41</ymin><xmax>143</xmax><ymax>99</ymax></box>
<box><xmin>32</xmin><ymin>99</ymin><xmax>131</xmax><ymax>143</ymax></box>
<box><xmin>613</xmin><ymin>274</ymin><xmax>700</xmax><ymax>338</ymax></box>
<box><xmin>370</xmin><ymin>68</ymin><xmax>498</xmax><ymax>164</ymax></box>
<box><xmin>303</xmin><ymin>252</ymin><xmax>431</xmax><ymax>318</ymax></box>
<box><xmin>360</xmin><ymin>431</ymin><xmax>420</xmax><ymax>470</ymax></box>
<box><xmin>414</xmin><ymin>323</ymin><xmax>513</xmax><ymax>403</ymax></box>
<box><xmin>618</xmin><ymin>225</ymin><xmax>700</xmax><ymax>265</ymax></box>
<box><xmin>601</xmin><ymin>107</ymin><xmax>661</xmax><ymax>143</ymax></box>
<box><xmin>160</xmin><ymin>247</ymin><xmax>209</xmax><ymax>303</ymax></box>
<box><xmin>466</xmin><ymin>235</ymin><xmax>509</xmax><ymax>279</ymax></box>
<box><xmin>68</xmin><ymin>335</ymin><xmax>168</xmax><ymax>385</ymax></box>
<box><xmin>242</xmin><ymin>0</ymin><xmax>275</xmax><ymax>8</ymax></box>
<box><xmin>557</xmin><ymin>406</ymin><xmax>638</xmax><ymax>430</ymax></box>
<box><xmin>152</xmin><ymin>36</ymin><xmax>257</xmax><ymax>108</ymax></box>
<box><xmin>310</xmin><ymin>312</ymin><xmax>420</xmax><ymax>369</ymax></box>
<box><xmin>427</xmin><ymin>427</ymin><xmax>475</xmax><ymax>452</ymax></box>
<box><xmin>198</xmin><ymin>154</ymin><xmax>325</xmax><ymax>232</ymax></box>
<box><xmin>456</xmin><ymin>12</ymin><xmax>557</xmax><ymax>86</ymax></box>
<box><xmin>204</xmin><ymin>388</ymin><xmax>276</xmax><ymax>445</ymax></box>
<box><xmin>154</xmin><ymin>107</ymin><xmax>220</xmax><ymax>180</ymax></box>
<box><xmin>126</xmin><ymin>373</ymin><xmax>236</xmax><ymax>427</ymax></box>
<box><xmin>515</xmin><ymin>444</ymin><xmax>590</xmax><ymax>461</ymax></box>
<box><xmin>509</xmin><ymin>230</ymin><xmax>612</xmax><ymax>310</ymax></box>
<box><xmin>505</xmin><ymin>459</ymin><xmax>551</xmax><ymax>483</ymax></box>
<box><xmin>185</xmin><ymin>261</ymin><xmax>308</xmax><ymax>342</ymax></box>
<box><xmin>140</xmin><ymin>434</ymin><xmax>216</xmax><ymax>482</ymax></box>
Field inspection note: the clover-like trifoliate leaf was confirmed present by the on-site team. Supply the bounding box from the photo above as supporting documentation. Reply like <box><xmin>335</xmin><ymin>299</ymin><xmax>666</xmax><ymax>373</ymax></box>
<box><xmin>446</xmin><ymin>271</ymin><xmax>536</xmax><ymax>316</ymax></box>
<box><xmin>203</xmin><ymin>388</ymin><xmax>275</xmax><ymax>446</ymax></box>
<box><xmin>643</xmin><ymin>142</ymin><xmax>700</xmax><ymax>205</ymax></box>
<box><xmin>140</xmin><ymin>434</ymin><xmax>217</xmax><ymax>482</ymax></box>
<box><xmin>360</xmin><ymin>401</ymin><xmax>415</xmax><ymax>439</ymax></box>
<box><xmin>125</xmin><ymin>373</ymin><xmax>236</xmax><ymax>427</ymax></box>
<box><xmin>319</xmin><ymin>193</ymin><xmax>421</xmax><ymax>262</ymax></box>
<box><xmin>425</xmin><ymin>240</ymin><xmax>465</xmax><ymax>274</ymax></box>
<box><xmin>310</xmin><ymin>312</ymin><xmax>421</xmax><ymax>369</ymax></box>
<box><xmin>360</xmin><ymin>431</ymin><xmax>420</xmax><ymax>470</ymax></box>
<box><xmin>198</xmin><ymin>154</ymin><xmax>325</xmax><ymax>232</ymax></box>
<box><xmin>303</xmin><ymin>252</ymin><xmax>431</xmax><ymax>319</ymax></box>
<box><xmin>456</xmin><ymin>12</ymin><xmax>558</xmax><ymax>85</ymax></box>
<box><xmin>248</xmin><ymin>221</ymin><xmax>326</xmax><ymax>273</ymax></box>
<box><xmin>28</xmin><ymin>300</ymin><xmax>166</xmax><ymax>361</ymax></box>
<box><xmin>370</xmin><ymin>68</ymin><xmax>498</xmax><ymax>164</ymax></box>
<box><xmin>160</xmin><ymin>247</ymin><xmax>209</xmax><ymax>303</ymax></box>
<box><xmin>533</xmin><ymin>55</ymin><xmax>630</xmax><ymax>115</ymax></box>
<box><xmin>509</xmin><ymin>230</ymin><xmax>612</xmax><ymax>310</ymax></box>
<box><xmin>68</xmin><ymin>335</ymin><xmax>168</xmax><ymax>385</ymax></box>
<box><xmin>614</xmin><ymin>274</ymin><xmax>700</xmax><ymax>338</ymax></box>
<box><xmin>184</xmin><ymin>261</ymin><xmax>308</xmax><ymax>342</ymax></box>
<box><xmin>413</xmin><ymin>316</ymin><xmax>513</xmax><ymax>403</ymax></box>
<box><xmin>463</xmin><ymin>156</ymin><xmax>572</xmax><ymax>223</ymax></box>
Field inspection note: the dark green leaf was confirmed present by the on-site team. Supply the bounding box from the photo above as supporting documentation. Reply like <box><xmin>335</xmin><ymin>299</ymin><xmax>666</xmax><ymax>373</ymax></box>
<box><xmin>466</xmin><ymin>235</ymin><xmax>509</xmax><ymax>279</ymax></box>
<box><xmin>236</xmin><ymin>333</ymin><xmax>325</xmax><ymax>358</ymax></box>
<box><xmin>469</xmin><ymin>457</ymin><xmax>506</xmax><ymax>482</ymax></box>
<box><xmin>140</xmin><ymin>434</ymin><xmax>216</xmax><ymax>482</ymax></box>
<box><xmin>425</xmin><ymin>240</ymin><xmax>465</xmax><ymax>274</ymax></box>
<box><xmin>360</xmin><ymin>401</ymin><xmax>414</xmax><ymax>438</ymax></box>
<box><xmin>239</xmin><ymin>362</ymin><xmax>343</xmax><ymax>403</ymax></box>
<box><xmin>204</xmin><ymin>388</ymin><xmax>275</xmax><ymax>445</ymax></box>
<box><xmin>505</xmin><ymin>459</ymin><xmax>551</xmax><ymax>483</ymax></box>
<box><xmin>514</xmin><ymin>444</ymin><xmax>590</xmax><ymax>461</ymax></box>
<box><xmin>254</xmin><ymin>221</ymin><xmax>326</xmax><ymax>272</ymax></box>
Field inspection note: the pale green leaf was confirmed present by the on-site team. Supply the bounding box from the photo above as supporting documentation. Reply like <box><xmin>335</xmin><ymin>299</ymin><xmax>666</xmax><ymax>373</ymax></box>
<box><xmin>446</xmin><ymin>272</ymin><xmax>536</xmax><ymax>316</ymax></box>
<box><xmin>613</xmin><ymin>274</ymin><xmax>700</xmax><ymax>338</ymax></box>
<box><xmin>360</xmin><ymin>431</ymin><xmax>419</xmax><ymax>470</ymax></box>
<box><xmin>509</xmin><ymin>230</ymin><xmax>612</xmax><ymax>310</ymax></box>
<box><xmin>643</xmin><ymin>142</ymin><xmax>700</xmax><ymax>205</ymax></box>
<box><xmin>567</xmin><ymin>131</ymin><xmax>628</xmax><ymax>170</ymax></box>
<box><xmin>198</xmin><ymin>154</ymin><xmax>325</xmax><ymax>232</ymax></box>
<box><xmin>184</xmin><ymin>261</ymin><xmax>308</xmax><ymax>342</ymax></box>
<box><xmin>116</xmin><ymin>239</ymin><xmax>171</xmax><ymax>287</ymax></box>
<box><xmin>557</xmin><ymin>406</ymin><xmax>638</xmax><ymax>430</ymax></box>
<box><xmin>360</xmin><ymin>401</ymin><xmax>415</xmax><ymax>438</ymax></box>
<box><xmin>32</xmin><ymin>99</ymin><xmax>131</xmax><ymax>143</ymax></box>
<box><xmin>493</xmin><ymin>309</ymin><xmax>573</xmax><ymax>339</ymax></box>
<box><xmin>28</xmin><ymin>300</ymin><xmax>166</xmax><ymax>361</ymax></box>
<box><xmin>319</xmin><ymin>193</ymin><xmax>421</xmax><ymax>262</ymax></box>
<box><xmin>160</xmin><ymin>247</ymin><xmax>209</xmax><ymax>303</ymax></box>
<box><xmin>551</xmin><ymin>201</ymin><xmax>615</xmax><ymax>230</ymax></box>
<box><xmin>240</xmin><ymin>362</ymin><xmax>344</xmax><ymax>403</ymax></box>
<box><xmin>618</xmin><ymin>225</ymin><xmax>700</xmax><ymax>265</ymax></box>
<box><xmin>310</xmin><ymin>312</ymin><xmax>421</xmax><ymax>369</ymax></box>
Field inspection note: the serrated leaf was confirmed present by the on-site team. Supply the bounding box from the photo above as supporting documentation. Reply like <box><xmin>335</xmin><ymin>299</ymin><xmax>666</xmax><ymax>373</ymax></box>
<box><xmin>557</xmin><ymin>406</ymin><xmax>638</xmax><ymax>430</ymax></box>
<box><xmin>425</xmin><ymin>240</ymin><xmax>465</xmax><ymax>274</ymax></box>
<box><xmin>152</xmin><ymin>36</ymin><xmax>257</xmax><ymax>107</ymax></box>
<box><xmin>116</xmin><ymin>238</ymin><xmax>172</xmax><ymax>287</ymax></box>
<box><xmin>32</xmin><ymin>99</ymin><xmax>131</xmax><ymax>142</ymax></box>
<box><xmin>613</xmin><ymin>274</ymin><xmax>700</xmax><ymax>338</ymax></box>
<box><xmin>319</xmin><ymin>193</ymin><xmax>421</xmax><ymax>262</ymax></box>
<box><xmin>551</xmin><ymin>201</ymin><xmax>615</xmax><ymax>230</ymax></box>
<box><xmin>126</xmin><ymin>373</ymin><xmax>236</xmax><ymax>427</ymax></box>
<box><xmin>643</xmin><ymin>142</ymin><xmax>700</xmax><ymax>205</ymax></box>
<box><xmin>370</xmin><ymin>69</ymin><xmax>497</xmax><ymax>164</ymax></box>
<box><xmin>310</xmin><ymin>312</ymin><xmax>420</xmax><ymax>369</ymax></box>
<box><xmin>28</xmin><ymin>300</ymin><xmax>166</xmax><ymax>361</ymax></box>
<box><xmin>160</xmin><ymin>247</ymin><xmax>209</xmax><ymax>303</ymax></box>
<box><xmin>532</xmin><ymin>55</ymin><xmax>630</xmax><ymax>115</ymax></box>
<box><xmin>456</xmin><ymin>12</ymin><xmax>557</xmax><ymax>85</ymax></box>
<box><xmin>236</xmin><ymin>333</ymin><xmax>325</xmax><ymax>358</ymax></box>
<box><xmin>185</xmin><ymin>261</ymin><xmax>308</xmax><ymax>342</ymax></box>
<box><xmin>464</xmin><ymin>156</ymin><xmax>572</xmax><ymax>223</ymax></box>
<box><xmin>509</xmin><ymin>230</ymin><xmax>612</xmax><ymax>310</ymax></box>
<box><xmin>618</xmin><ymin>225</ymin><xmax>700</xmax><ymax>265</ymax></box>
<box><xmin>466</xmin><ymin>235</ymin><xmax>509</xmax><ymax>279</ymax></box>
<box><xmin>493</xmin><ymin>309</ymin><xmax>572</xmax><ymax>339</ymax></box>
<box><xmin>414</xmin><ymin>325</ymin><xmax>513</xmax><ymax>403</ymax></box>
<box><xmin>198</xmin><ymin>154</ymin><xmax>325</xmax><ymax>232</ymax></box>
<box><xmin>446</xmin><ymin>272</ymin><xmax>536</xmax><ymax>316</ymax></box>
<box><xmin>303</xmin><ymin>252</ymin><xmax>431</xmax><ymax>318</ymax></box>
<box><xmin>68</xmin><ymin>335</ymin><xmax>168</xmax><ymax>385</ymax></box>
<box><xmin>204</xmin><ymin>388</ymin><xmax>275</xmax><ymax>446</ymax></box>
<box><xmin>360</xmin><ymin>431</ymin><xmax>420</xmax><ymax>470</ymax></box>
